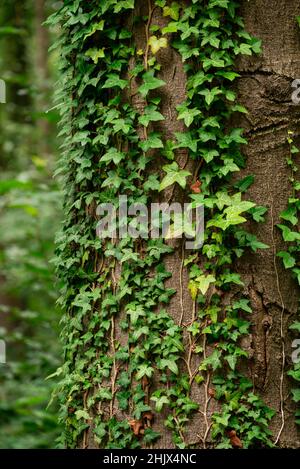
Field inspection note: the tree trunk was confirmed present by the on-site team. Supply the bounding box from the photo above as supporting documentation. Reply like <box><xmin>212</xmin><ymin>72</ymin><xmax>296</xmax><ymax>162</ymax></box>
<box><xmin>234</xmin><ymin>0</ymin><xmax>300</xmax><ymax>448</ymax></box>
<box><xmin>55</xmin><ymin>0</ymin><xmax>300</xmax><ymax>449</ymax></box>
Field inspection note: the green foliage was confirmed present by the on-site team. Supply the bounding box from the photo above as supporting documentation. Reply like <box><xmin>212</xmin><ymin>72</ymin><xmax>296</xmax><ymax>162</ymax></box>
<box><xmin>168</xmin><ymin>0</ymin><xmax>274</xmax><ymax>449</ymax></box>
<box><xmin>276</xmin><ymin>131</ymin><xmax>300</xmax><ymax>424</ymax></box>
<box><xmin>0</xmin><ymin>0</ymin><xmax>62</xmax><ymax>448</ymax></box>
<box><xmin>49</xmin><ymin>0</ymin><xmax>274</xmax><ymax>449</ymax></box>
<box><xmin>0</xmin><ymin>165</ymin><xmax>62</xmax><ymax>449</ymax></box>
<box><xmin>211</xmin><ymin>376</ymin><xmax>275</xmax><ymax>448</ymax></box>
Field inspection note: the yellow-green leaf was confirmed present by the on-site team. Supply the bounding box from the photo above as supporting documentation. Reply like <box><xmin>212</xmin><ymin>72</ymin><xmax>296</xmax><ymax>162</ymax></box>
<box><xmin>148</xmin><ymin>36</ymin><xmax>168</xmax><ymax>54</ymax></box>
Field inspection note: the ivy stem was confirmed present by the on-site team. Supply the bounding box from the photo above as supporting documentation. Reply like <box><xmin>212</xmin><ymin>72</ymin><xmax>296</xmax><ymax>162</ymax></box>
<box><xmin>109</xmin><ymin>316</ymin><xmax>119</xmax><ymax>419</ymax></box>
<box><xmin>144</xmin><ymin>0</ymin><xmax>156</xmax><ymax>70</ymax></box>
<box><xmin>179</xmin><ymin>240</ymin><xmax>185</xmax><ymax>326</ymax></box>
<box><xmin>270</xmin><ymin>199</ymin><xmax>286</xmax><ymax>445</ymax></box>
<box><xmin>201</xmin><ymin>335</ymin><xmax>212</xmax><ymax>449</ymax></box>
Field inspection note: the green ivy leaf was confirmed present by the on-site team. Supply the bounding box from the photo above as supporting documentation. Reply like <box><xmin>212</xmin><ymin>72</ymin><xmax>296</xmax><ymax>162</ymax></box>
<box><xmin>174</xmin><ymin>131</ymin><xmax>197</xmax><ymax>152</ymax></box>
<box><xmin>277</xmin><ymin>224</ymin><xmax>300</xmax><ymax>242</ymax></box>
<box><xmin>291</xmin><ymin>389</ymin><xmax>300</xmax><ymax>403</ymax></box>
<box><xmin>176</xmin><ymin>104</ymin><xmax>202</xmax><ymax>127</ymax></box>
<box><xmin>113</xmin><ymin>0</ymin><xmax>135</xmax><ymax>13</ymax></box>
<box><xmin>151</xmin><ymin>395</ymin><xmax>170</xmax><ymax>412</ymax></box>
<box><xmin>85</xmin><ymin>48</ymin><xmax>105</xmax><ymax>63</ymax></box>
<box><xmin>199</xmin><ymin>87</ymin><xmax>222</xmax><ymax>106</ymax></box>
<box><xmin>163</xmin><ymin>2</ymin><xmax>180</xmax><ymax>20</ymax></box>
<box><xmin>75</xmin><ymin>410</ymin><xmax>90</xmax><ymax>420</ymax></box>
<box><xmin>160</xmin><ymin>358</ymin><xmax>179</xmax><ymax>374</ymax></box>
<box><xmin>195</xmin><ymin>273</ymin><xmax>216</xmax><ymax>295</ymax></box>
<box><xmin>138</xmin><ymin>105</ymin><xmax>165</xmax><ymax>127</ymax></box>
<box><xmin>138</xmin><ymin>72</ymin><xmax>166</xmax><ymax>97</ymax></box>
<box><xmin>136</xmin><ymin>364</ymin><xmax>154</xmax><ymax>380</ymax></box>
<box><xmin>139</xmin><ymin>132</ymin><xmax>164</xmax><ymax>152</ymax></box>
<box><xmin>277</xmin><ymin>251</ymin><xmax>296</xmax><ymax>269</ymax></box>
<box><xmin>159</xmin><ymin>162</ymin><xmax>191</xmax><ymax>191</ymax></box>
<box><xmin>102</xmin><ymin>74</ymin><xmax>128</xmax><ymax>89</ymax></box>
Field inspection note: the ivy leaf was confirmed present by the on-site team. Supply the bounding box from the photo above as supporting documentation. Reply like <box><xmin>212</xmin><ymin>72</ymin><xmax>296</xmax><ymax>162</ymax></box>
<box><xmin>280</xmin><ymin>205</ymin><xmax>298</xmax><ymax>226</ymax></box>
<box><xmin>162</xmin><ymin>140</ymin><xmax>175</xmax><ymax>160</ymax></box>
<box><xmin>195</xmin><ymin>273</ymin><xmax>216</xmax><ymax>295</ymax></box>
<box><xmin>188</xmin><ymin>71</ymin><xmax>213</xmax><ymax>91</ymax></box>
<box><xmin>100</xmin><ymin>148</ymin><xmax>125</xmax><ymax>165</ymax></box>
<box><xmin>136</xmin><ymin>364</ymin><xmax>154</xmax><ymax>380</ymax></box>
<box><xmin>176</xmin><ymin>104</ymin><xmax>202</xmax><ymax>127</ymax></box>
<box><xmin>208</xmin><ymin>194</ymin><xmax>255</xmax><ymax>230</ymax></box>
<box><xmin>277</xmin><ymin>251</ymin><xmax>296</xmax><ymax>269</ymax></box>
<box><xmin>202</xmin><ymin>116</ymin><xmax>220</xmax><ymax>128</ymax></box>
<box><xmin>219</xmin><ymin>159</ymin><xmax>240</xmax><ymax>176</ymax></box>
<box><xmin>233</xmin><ymin>299</ymin><xmax>252</xmax><ymax>313</ymax></box>
<box><xmin>188</xmin><ymin>280</ymin><xmax>198</xmax><ymax>300</ymax></box>
<box><xmin>208</xmin><ymin>0</ymin><xmax>229</xmax><ymax>7</ymax></box>
<box><xmin>202</xmin><ymin>52</ymin><xmax>225</xmax><ymax>70</ymax></box>
<box><xmin>159</xmin><ymin>162</ymin><xmax>191</xmax><ymax>191</ymax></box>
<box><xmin>220</xmin><ymin>272</ymin><xmax>244</xmax><ymax>286</ymax></box>
<box><xmin>201</xmin><ymin>149</ymin><xmax>219</xmax><ymax>163</ymax></box>
<box><xmin>234</xmin><ymin>175</ymin><xmax>254</xmax><ymax>192</ymax></box>
<box><xmin>126</xmin><ymin>305</ymin><xmax>146</xmax><ymax>325</ymax></box>
<box><xmin>84</xmin><ymin>20</ymin><xmax>105</xmax><ymax>40</ymax></box>
<box><xmin>163</xmin><ymin>2</ymin><xmax>180</xmax><ymax>20</ymax></box>
<box><xmin>75</xmin><ymin>410</ymin><xmax>90</xmax><ymax>420</ymax></box>
<box><xmin>148</xmin><ymin>35</ymin><xmax>168</xmax><ymax>54</ymax></box>
<box><xmin>151</xmin><ymin>395</ymin><xmax>170</xmax><ymax>412</ymax></box>
<box><xmin>201</xmin><ymin>31</ymin><xmax>220</xmax><ymax>48</ymax></box>
<box><xmin>85</xmin><ymin>48</ymin><xmax>105</xmax><ymax>63</ymax></box>
<box><xmin>277</xmin><ymin>225</ymin><xmax>300</xmax><ymax>242</ymax></box>
<box><xmin>226</xmin><ymin>355</ymin><xmax>237</xmax><ymax>370</ymax></box>
<box><xmin>143</xmin><ymin>428</ymin><xmax>161</xmax><ymax>444</ymax></box>
<box><xmin>224</xmin><ymin>200</ymin><xmax>255</xmax><ymax>222</ymax></box>
<box><xmin>102</xmin><ymin>74</ymin><xmax>128</xmax><ymax>89</ymax></box>
<box><xmin>223</xmin><ymin>128</ymin><xmax>248</xmax><ymax>145</ymax></box>
<box><xmin>138</xmin><ymin>72</ymin><xmax>166</xmax><ymax>97</ymax></box>
<box><xmin>198</xmin><ymin>130</ymin><xmax>216</xmax><ymax>143</ymax></box>
<box><xmin>174</xmin><ymin>131</ymin><xmax>197</xmax><ymax>152</ymax></box>
<box><xmin>200</xmin><ymin>349</ymin><xmax>222</xmax><ymax>371</ymax></box>
<box><xmin>113</xmin><ymin>0</ymin><xmax>135</xmax><ymax>13</ymax></box>
<box><xmin>216</xmin><ymin>70</ymin><xmax>240</xmax><ymax>81</ymax></box>
<box><xmin>162</xmin><ymin>22</ymin><xmax>178</xmax><ymax>34</ymax></box>
<box><xmin>139</xmin><ymin>132</ymin><xmax>164</xmax><ymax>152</ymax></box>
<box><xmin>248</xmin><ymin>37</ymin><xmax>262</xmax><ymax>54</ymax></box>
<box><xmin>138</xmin><ymin>105</ymin><xmax>165</xmax><ymax>127</ymax></box>
<box><xmin>144</xmin><ymin>174</ymin><xmax>160</xmax><ymax>192</ymax></box>
<box><xmin>199</xmin><ymin>87</ymin><xmax>222</xmax><ymax>106</ymax></box>
<box><xmin>237</xmin><ymin>43</ymin><xmax>252</xmax><ymax>55</ymax></box>
<box><xmin>248</xmin><ymin>206</ymin><xmax>268</xmax><ymax>223</ymax></box>
<box><xmin>290</xmin><ymin>322</ymin><xmax>300</xmax><ymax>332</ymax></box>
<box><xmin>291</xmin><ymin>389</ymin><xmax>300</xmax><ymax>403</ymax></box>
<box><xmin>160</xmin><ymin>358</ymin><xmax>179</xmax><ymax>374</ymax></box>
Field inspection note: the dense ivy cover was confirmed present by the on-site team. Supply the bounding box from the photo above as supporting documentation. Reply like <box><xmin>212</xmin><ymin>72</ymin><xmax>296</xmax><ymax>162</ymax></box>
<box><xmin>48</xmin><ymin>0</ymin><xmax>278</xmax><ymax>449</ymax></box>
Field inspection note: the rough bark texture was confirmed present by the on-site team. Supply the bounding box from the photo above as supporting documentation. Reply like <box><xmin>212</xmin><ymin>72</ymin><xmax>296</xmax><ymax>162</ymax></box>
<box><xmin>235</xmin><ymin>0</ymin><xmax>300</xmax><ymax>448</ymax></box>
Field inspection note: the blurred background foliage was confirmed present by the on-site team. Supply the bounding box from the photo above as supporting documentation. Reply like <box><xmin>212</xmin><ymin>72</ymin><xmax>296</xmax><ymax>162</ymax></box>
<box><xmin>0</xmin><ymin>0</ymin><xmax>62</xmax><ymax>448</ymax></box>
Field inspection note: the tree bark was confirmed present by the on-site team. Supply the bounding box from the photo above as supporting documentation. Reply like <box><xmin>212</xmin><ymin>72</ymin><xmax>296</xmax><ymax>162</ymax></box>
<box><xmin>62</xmin><ymin>0</ymin><xmax>300</xmax><ymax>448</ymax></box>
<box><xmin>125</xmin><ymin>0</ymin><xmax>300</xmax><ymax>448</ymax></box>
<box><xmin>235</xmin><ymin>0</ymin><xmax>300</xmax><ymax>448</ymax></box>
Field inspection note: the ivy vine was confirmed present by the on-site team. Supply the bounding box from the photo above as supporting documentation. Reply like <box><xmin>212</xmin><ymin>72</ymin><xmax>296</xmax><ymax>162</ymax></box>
<box><xmin>48</xmin><ymin>0</ymin><xmax>277</xmax><ymax>449</ymax></box>
<box><xmin>276</xmin><ymin>131</ymin><xmax>300</xmax><ymax>429</ymax></box>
